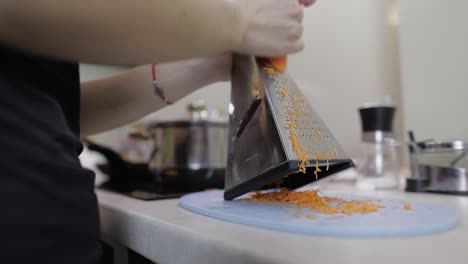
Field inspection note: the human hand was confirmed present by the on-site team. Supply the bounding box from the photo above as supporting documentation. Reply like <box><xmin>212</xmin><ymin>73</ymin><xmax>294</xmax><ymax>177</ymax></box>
<box><xmin>232</xmin><ymin>0</ymin><xmax>317</xmax><ymax>57</ymax></box>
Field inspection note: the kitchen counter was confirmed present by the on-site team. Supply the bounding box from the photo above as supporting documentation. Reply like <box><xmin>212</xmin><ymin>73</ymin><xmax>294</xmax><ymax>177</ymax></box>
<box><xmin>97</xmin><ymin>183</ymin><xmax>468</xmax><ymax>264</ymax></box>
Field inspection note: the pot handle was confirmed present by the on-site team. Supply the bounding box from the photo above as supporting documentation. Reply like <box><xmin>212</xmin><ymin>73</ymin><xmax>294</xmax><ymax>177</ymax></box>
<box><xmin>82</xmin><ymin>138</ymin><xmax>129</xmax><ymax>175</ymax></box>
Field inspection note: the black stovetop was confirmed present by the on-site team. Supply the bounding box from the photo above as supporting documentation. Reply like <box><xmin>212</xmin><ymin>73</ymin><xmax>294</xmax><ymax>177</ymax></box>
<box><xmin>98</xmin><ymin>167</ymin><xmax>225</xmax><ymax>201</ymax></box>
<box><xmin>99</xmin><ymin>181</ymin><xmax>189</xmax><ymax>200</ymax></box>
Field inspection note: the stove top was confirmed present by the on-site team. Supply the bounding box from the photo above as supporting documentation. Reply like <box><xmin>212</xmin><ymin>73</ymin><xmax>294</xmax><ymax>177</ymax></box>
<box><xmin>98</xmin><ymin>167</ymin><xmax>225</xmax><ymax>201</ymax></box>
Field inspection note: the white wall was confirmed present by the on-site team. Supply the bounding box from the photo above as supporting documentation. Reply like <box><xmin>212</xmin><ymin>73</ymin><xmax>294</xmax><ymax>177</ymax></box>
<box><xmin>289</xmin><ymin>0</ymin><xmax>402</xmax><ymax>157</ymax></box>
<box><xmin>80</xmin><ymin>0</ymin><xmax>402</xmax><ymax>158</ymax></box>
<box><xmin>399</xmin><ymin>0</ymin><xmax>468</xmax><ymax>141</ymax></box>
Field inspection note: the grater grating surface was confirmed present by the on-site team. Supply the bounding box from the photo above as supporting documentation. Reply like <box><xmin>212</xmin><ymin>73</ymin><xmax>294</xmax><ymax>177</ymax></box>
<box><xmin>224</xmin><ymin>55</ymin><xmax>353</xmax><ymax>200</ymax></box>
<box><xmin>260</xmin><ymin>67</ymin><xmax>349</xmax><ymax>169</ymax></box>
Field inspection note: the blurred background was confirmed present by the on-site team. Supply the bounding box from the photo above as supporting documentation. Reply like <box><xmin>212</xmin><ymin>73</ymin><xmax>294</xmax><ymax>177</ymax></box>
<box><xmin>81</xmin><ymin>0</ymin><xmax>468</xmax><ymax>160</ymax></box>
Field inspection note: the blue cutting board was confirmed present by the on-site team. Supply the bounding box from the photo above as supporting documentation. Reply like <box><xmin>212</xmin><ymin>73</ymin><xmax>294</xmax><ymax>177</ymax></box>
<box><xmin>179</xmin><ymin>190</ymin><xmax>458</xmax><ymax>237</ymax></box>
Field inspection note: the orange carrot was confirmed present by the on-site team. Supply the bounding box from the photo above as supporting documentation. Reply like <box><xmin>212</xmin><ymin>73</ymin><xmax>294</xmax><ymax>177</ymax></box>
<box><xmin>269</xmin><ymin>56</ymin><xmax>288</xmax><ymax>73</ymax></box>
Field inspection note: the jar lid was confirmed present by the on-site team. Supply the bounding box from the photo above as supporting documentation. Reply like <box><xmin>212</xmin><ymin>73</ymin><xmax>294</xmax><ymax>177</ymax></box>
<box><xmin>359</xmin><ymin>106</ymin><xmax>395</xmax><ymax>132</ymax></box>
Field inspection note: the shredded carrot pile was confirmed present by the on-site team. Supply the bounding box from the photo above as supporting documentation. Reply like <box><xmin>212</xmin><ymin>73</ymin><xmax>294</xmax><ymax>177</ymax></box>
<box><xmin>244</xmin><ymin>189</ymin><xmax>384</xmax><ymax>215</ymax></box>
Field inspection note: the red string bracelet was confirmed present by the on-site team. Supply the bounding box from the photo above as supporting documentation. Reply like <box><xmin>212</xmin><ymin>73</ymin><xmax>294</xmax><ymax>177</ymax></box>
<box><xmin>152</xmin><ymin>64</ymin><xmax>173</xmax><ymax>105</ymax></box>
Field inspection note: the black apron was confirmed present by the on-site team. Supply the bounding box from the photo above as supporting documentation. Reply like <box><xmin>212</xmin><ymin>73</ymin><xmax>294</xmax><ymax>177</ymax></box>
<box><xmin>0</xmin><ymin>44</ymin><xmax>101</xmax><ymax>263</ymax></box>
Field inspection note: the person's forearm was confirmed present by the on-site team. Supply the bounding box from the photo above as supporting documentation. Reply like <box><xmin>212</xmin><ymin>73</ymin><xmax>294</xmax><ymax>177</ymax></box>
<box><xmin>0</xmin><ymin>0</ymin><xmax>240</xmax><ymax>64</ymax></box>
<box><xmin>80</xmin><ymin>59</ymin><xmax>226</xmax><ymax>136</ymax></box>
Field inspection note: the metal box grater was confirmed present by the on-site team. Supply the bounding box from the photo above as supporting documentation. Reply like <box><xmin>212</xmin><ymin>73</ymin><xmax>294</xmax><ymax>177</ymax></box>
<box><xmin>224</xmin><ymin>55</ymin><xmax>353</xmax><ymax>200</ymax></box>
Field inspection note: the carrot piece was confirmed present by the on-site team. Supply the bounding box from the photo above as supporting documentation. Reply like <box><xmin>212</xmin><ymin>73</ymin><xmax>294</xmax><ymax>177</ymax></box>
<box><xmin>404</xmin><ymin>203</ymin><xmax>412</xmax><ymax>210</ymax></box>
<box><xmin>306</xmin><ymin>214</ymin><xmax>317</xmax><ymax>219</ymax></box>
<box><xmin>269</xmin><ymin>56</ymin><xmax>288</xmax><ymax>73</ymax></box>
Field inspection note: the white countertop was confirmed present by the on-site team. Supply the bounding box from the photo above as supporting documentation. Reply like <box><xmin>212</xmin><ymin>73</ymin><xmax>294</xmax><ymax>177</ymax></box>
<box><xmin>97</xmin><ymin>183</ymin><xmax>468</xmax><ymax>264</ymax></box>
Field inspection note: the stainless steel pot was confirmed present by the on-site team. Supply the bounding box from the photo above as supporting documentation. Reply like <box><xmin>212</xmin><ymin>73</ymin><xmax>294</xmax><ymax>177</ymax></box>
<box><xmin>406</xmin><ymin>131</ymin><xmax>468</xmax><ymax>194</ymax></box>
<box><xmin>420</xmin><ymin>164</ymin><xmax>468</xmax><ymax>194</ymax></box>
<box><xmin>146</xmin><ymin>120</ymin><xmax>228</xmax><ymax>171</ymax></box>
<box><xmin>86</xmin><ymin>122</ymin><xmax>228</xmax><ymax>194</ymax></box>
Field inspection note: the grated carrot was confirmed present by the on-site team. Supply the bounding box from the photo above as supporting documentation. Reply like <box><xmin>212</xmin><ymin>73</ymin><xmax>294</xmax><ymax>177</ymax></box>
<box><xmin>306</xmin><ymin>214</ymin><xmax>317</xmax><ymax>219</ymax></box>
<box><xmin>278</xmin><ymin>89</ymin><xmax>289</xmax><ymax>101</ymax></box>
<box><xmin>333</xmin><ymin>148</ymin><xmax>339</xmax><ymax>159</ymax></box>
<box><xmin>262</xmin><ymin>67</ymin><xmax>276</xmax><ymax>75</ymax></box>
<box><xmin>313</xmin><ymin>160</ymin><xmax>322</xmax><ymax>180</ymax></box>
<box><xmin>243</xmin><ymin>189</ymin><xmax>384</xmax><ymax>215</ymax></box>
<box><xmin>280</xmin><ymin>91</ymin><xmax>336</xmax><ymax>178</ymax></box>
<box><xmin>404</xmin><ymin>203</ymin><xmax>412</xmax><ymax>210</ymax></box>
<box><xmin>315</xmin><ymin>128</ymin><xmax>323</xmax><ymax>139</ymax></box>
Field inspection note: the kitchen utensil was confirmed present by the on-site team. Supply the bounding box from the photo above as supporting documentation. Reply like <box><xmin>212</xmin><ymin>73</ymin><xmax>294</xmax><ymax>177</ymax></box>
<box><xmin>180</xmin><ymin>190</ymin><xmax>458</xmax><ymax>237</ymax></box>
<box><xmin>356</xmin><ymin>105</ymin><xmax>402</xmax><ymax>189</ymax></box>
<box><xmin>109</xmin><ymin>100</ymin><xmax>229</xmax><ymax>194</ymax></box>
<box><xmin>406</xmin><ymin>132</ymin><xmax>468</xmax><ymax>195</ymax></box>
<box><xmin>144</xmin><ymin>120</ymin><xmax>226</xmax><ymax>192</ymax></box>
<box><xmin>146</xmin><ymin>120</ymin><xmax>228</xmax><ymax>172</ymax></box>
<box><xmin>225</xmin><ymin>55</ymin><xmax>353</xmax><ymax>200</ymax></box>
<box><xmin>421</xmin><ymin>164</ymin><xmax>468</xmax><ymax>194</ymax></box>
<box><xmin>142</xmin><ymin>100</ymin><xmax>228</xmax><ymax>173</ymax></box>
